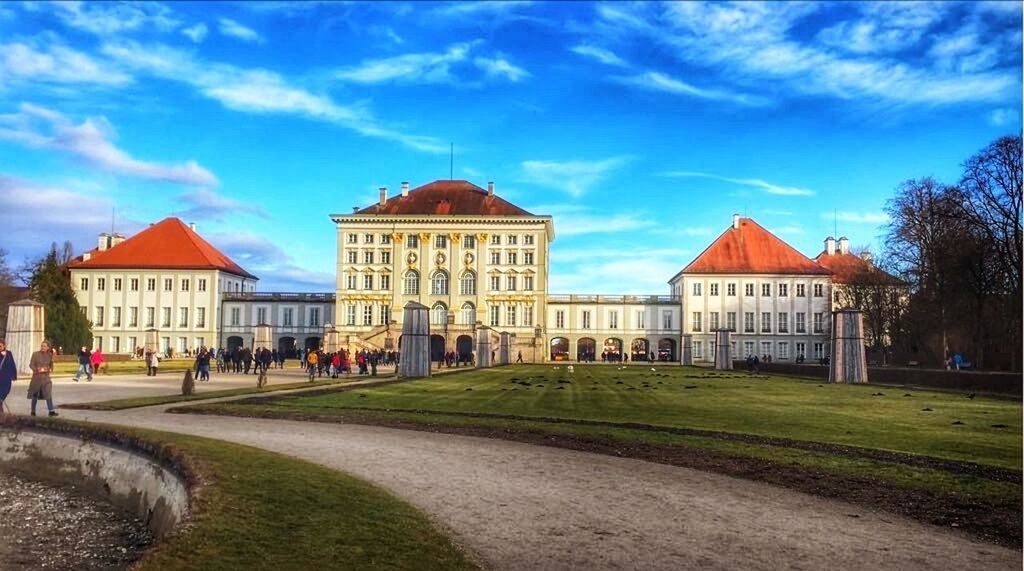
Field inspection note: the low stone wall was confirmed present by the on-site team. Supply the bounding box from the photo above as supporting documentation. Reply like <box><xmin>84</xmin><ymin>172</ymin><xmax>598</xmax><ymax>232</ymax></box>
<box><xmin>0</xmin><ymin>420</ymin><xmax>193</xmax><ymax>539</ymax></box>
<box><xmin>731</xmin><ymin>360</ymin><xmax>1022</xmax><ymax>395</ymax></box>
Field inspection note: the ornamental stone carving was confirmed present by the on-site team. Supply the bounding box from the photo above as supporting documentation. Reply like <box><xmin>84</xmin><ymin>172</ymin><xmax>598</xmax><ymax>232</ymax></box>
<box><xmin>435</xmin><ymin>252</ymin><xmax>447</xmax><ymax>266</ymax></box>
<box><xmin>419</xmin><ymin>232</ymin><xmax>430</xmax><ymax>242</ymax></box>
<box><xmin>464</xmin><ymin>252</ymin><xmax>475</xmax><ymax>266</ymax></box>
<box><xmin>451</xmin><ymin>233</ymin><xmax>461</xmax><ymax>243</ymax></box>
<box><xmin>406</xmin><ymin>252</ymin><xmax>418</xmax><ymax>265</ymax></box>
<box><xmin>476</xmin><ymin>233</ymin><xmax>488</xmax><ymax>242</ymax></box>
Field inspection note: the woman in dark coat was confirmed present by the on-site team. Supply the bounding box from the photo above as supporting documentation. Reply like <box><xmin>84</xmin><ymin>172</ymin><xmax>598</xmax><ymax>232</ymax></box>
<box><xmin>27</xmin><ymin>340</ymin><xmax>57</xmax><ymax>417</ymax></box>
<box><xmin>0</xmin><ymin>339</ymin><xmax>16</xmax><ymax>412</ymax></box>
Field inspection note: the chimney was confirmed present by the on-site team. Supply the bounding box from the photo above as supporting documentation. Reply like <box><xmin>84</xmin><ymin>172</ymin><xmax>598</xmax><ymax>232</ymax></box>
<box><xmin>97</xmin><ymin>233</ymin><xmax>111</xmax><ymax>251</ymax></box>
<box><xmin>825</xmin><ymin>236</ymin><xmax>836</xmax><ymax>256</ymax></box>
<box><xmin>352</xmin><ymin>206</ymin><xmax>359</xmax><ymax>213</ymax></box>
<box><xmin>110</xmin><ymin>233</ymin><xmax>127</xmax><ymax>247</ymax></box>
<box><xmin>732</xmin><ymin>213</ymin><xmax>740</xmax><ymax>229</ymax></box>
<box><xmin>838</xmin><ymin>236</ymin><xmax>849</xmax><ymax>255</ymax></box>
<box><xmin>379</xmin><ymin>186</ymin><xmax>387</xmax><ymax>207</ymax></box>
<box><xmin>859</xmin><ymin>251</ymin><xmax>873</xmax><ymax>264</ymax></box>
<box><xmin>189</xmin><ymin>223</ymin><xmax>196</xmax><ymax>232</ymax></box>
<box><xmin>487</xmin><ymin>181</ymin><xmax>495</xmax><ymax>197</ymax></box>
<box><xmin>401</xmin><ymin>181</ymin><xmax>410</xmax><ymax>197</ymax></box>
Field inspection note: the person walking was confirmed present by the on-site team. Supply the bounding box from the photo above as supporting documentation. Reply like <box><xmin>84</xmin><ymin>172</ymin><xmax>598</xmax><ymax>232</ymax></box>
<box><xmin>28</xmin><ymin>340</ymin><xmax>57</xmax><ymax>417</ymax></box>
<box><xmin>0</xmin><ymin>340</ymin><xmax>16</xmax><ymax>415</ymax></box>
<box><xmin>147</xmin><ymin>350</ymin><xmax>160</xmax><ymax>376</ymax></box>
<box><xmin>74</xmin><ymin>346</ymin><xmax>92</xmax><ymax>382</ymax></box>
<box><xmin>516</xmin><ymin>350</ymin><xmax>523</xmax><ymax>364</ymax></box>
<box><xmin>90</xmin><ymin>346</ymin><xmax>105</xmax><ymax>378</ymax></box>
<box><xmin>306</xmin><ymin>350</ymin><xmax>318</xmax><ymax>382</ymax></box>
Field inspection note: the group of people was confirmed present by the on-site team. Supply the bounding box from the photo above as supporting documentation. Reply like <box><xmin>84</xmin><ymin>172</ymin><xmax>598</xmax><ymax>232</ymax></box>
<box><xmin>304</xmin><ymin>348</ymin><xmax>393</xmax><ymax>381</ymax></box>
<box><xmin>0</xmin><ymin>339</ymin><xmax>59</xmax><ymax>417</ymax></box>
<box><xmin>73</xmin><ymin>346</ymin><xmax>106</xmax><ymax>382</ymax></box>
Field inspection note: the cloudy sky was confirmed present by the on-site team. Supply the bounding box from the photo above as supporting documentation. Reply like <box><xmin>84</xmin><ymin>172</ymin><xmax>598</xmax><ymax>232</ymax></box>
<box><xmin>0</xmin><ymin>1</ymin><xmax>1019</xmax><ymax>292</ymax></box>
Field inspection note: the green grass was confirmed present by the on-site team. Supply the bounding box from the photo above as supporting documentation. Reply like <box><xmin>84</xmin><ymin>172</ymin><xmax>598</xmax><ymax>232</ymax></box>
<box><xmin>201</xmin><ymin>364</ymin><xmax>1022</xmax><ymax>470</ymax></box>
<box><xmin>6</xmin><ymin>419</ymin><xmax>477</xmax><ymax>571</ymax></box>
<box><xmin>53</xmin><ymin>359</ymin><xmax>197</xmax><ymax>376</ymax></box>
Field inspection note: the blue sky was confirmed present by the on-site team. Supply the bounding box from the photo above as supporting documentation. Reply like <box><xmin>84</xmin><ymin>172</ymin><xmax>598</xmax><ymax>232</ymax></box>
<box><xmin>0</xmin><ymin>1</ymin><xmax>1020</xmax><ymax>293</ymax></box>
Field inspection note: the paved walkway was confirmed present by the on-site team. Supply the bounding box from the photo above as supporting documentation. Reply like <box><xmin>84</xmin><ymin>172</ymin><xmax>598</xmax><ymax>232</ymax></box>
<box><xmin>14</xmin><ymin>373</ymin><xmax>1013</xmax><ymax>571</ymax></box>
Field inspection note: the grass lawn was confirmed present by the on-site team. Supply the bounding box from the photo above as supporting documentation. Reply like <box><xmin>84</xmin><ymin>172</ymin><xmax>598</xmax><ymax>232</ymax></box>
<box><xmin>53</xmin><ymin>359</ymin><xmax>197</xmax><ymax>377</ymax></box>
<box><xmin>2</xmin><ymin>418</ymin><xmax>477</xmax><ymax>571</ymax></box>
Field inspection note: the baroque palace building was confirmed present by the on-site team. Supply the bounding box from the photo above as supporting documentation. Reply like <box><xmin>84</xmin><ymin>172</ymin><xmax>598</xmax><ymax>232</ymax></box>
<box><xmin>63</xmin><ymin>179</ymin><xmax>881</xmax><ymax>363</ymax></box>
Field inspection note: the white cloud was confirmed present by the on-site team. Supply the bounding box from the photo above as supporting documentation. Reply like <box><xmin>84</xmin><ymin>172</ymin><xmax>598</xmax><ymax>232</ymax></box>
<box><xmin>334</xmin><ymin>42</ymin><xmax>476</xmax><ymax>84</ymax></box>
<box><xmin>570</xmin><ymin>45</ymin><xmax>628</xmax><ymax>67</ymax></box>
<box><xmin>987</xmin><ymin>108</ymin><xmax>1019</xmax><ymax>126</ymax></box>
<box><xmin>0</xmin><ymin>103</ymin><xmax>218</xmax><ymax>186</ymax></box>
<box><xmin>660</xmin><ymin>171</ymin><xmax>814</xmax><ymax>196</ymax></box>
<box><xmin>174</xmin><ymin>188</ymin><xmax>268</xmax><ymax>221</ymax></box>
<box><xmin>51</xmin><ymin>1</ymin><xmax>181</xmax><ymax>35</ymax></box>
<box><xmin>182</xmin><ymin>23</ymin><xmax>208</xmax><ymax>43</ymax></box>
<box><xmin>823</xmin><ymin>211</ymin><xmax>890</xmax><ymax>224</ymax></box>
<box><xmin>649</xmin><ymin>226</ymin><xmax>715</xmax><ymax>237</ymax></box>
<box><xmin>101</xmin><ymin>41</ymin><xmax>447</xmax><ymax>153</ymax></box>
<box><xmin>557</xmin><ymin>213</ymin><xmax>653</xmax><ymax>236</ymax></box>
<box><xmin>218</xmin><ymin>18</ymin><xmax>263</xmax><ymax>43</ymax></box>
<box><xmin>521</xmin><ymin>156</ymin><xmax>631</xmax><ymax>197</ymax></box>
<box><xmin>0</xmin><ymin>41</ymin><xmax>132</xmax><ymax>86</ymax></box>
<box><xmin>474</xmin><ymin>56</ymin><xmax>530</xmax><ymax>82</ymax></box>
<box><xmin>207</xmin><ymin>231</ymin><xmax>335</xmax><ymax>291</ymax></box>
<box><xmin>770</xmin><ymin>225</ymin><xmax>804</xmax><ymax>235</ymax></box>
<box><xmin>549</xmin><ymin>259</ymin><xmax>683</xmax><ymax>294</ymax></box>
<box><xmin>429</xmin><ymin>1</ymin><xmax>533</xmax><ymax>18</ymax></box>
<box><xmin>613</xmin><ymin>71</ymin><xmax>768</xmax><ymax>106</ymax></box>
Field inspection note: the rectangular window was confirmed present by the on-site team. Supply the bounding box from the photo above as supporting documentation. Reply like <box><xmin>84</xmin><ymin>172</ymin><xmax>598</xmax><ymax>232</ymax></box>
<box><xmin>744</xmin><ymin>312</ymin><xmax>754</xmax><ymax>333</ymax></box>
<box><xmin>506</xmin><ymin>275</ymin><xmax>517</xmax><ymax>291</ymax></box>
<box><xmin>745</xmin><ymin>283</ymin><xmax>754</xmax><ymax>296</ymax></box>
<box><xmin>693</xmin><ymin>341</ymin><xmax>702</xmax><ymax>359</ymax></box>
<box><xmin>814</xmin><ymin>312</ymin><xmax>824</xmax><ymax>333</ymax></box>
<box><xmin>796</xmin><ymin>342</ymin><xmax>806</xmax><ymax>359</ymax></box>
<box><xmin>489</xmin><ymin>305</ymin><xmax>500</xmax><ymax>327</ymax></box>
<box><xmin>80</xmin><ymin>278</ymin><xmax>89</xmax><ymax>291</ymax></box>
<box><xmin>710</xmin><ymin>311</ymin><xmax>719</xmax><ymax>330</ymax></box>
<box><xmin>112</xmin><ymin>307</ymin><xmax>121</xmax><ymax>327</ymax></box>
<box><xmin>796</xmin><ymin>312</ymin><xmax>806</xmax><ymax>333</ymax></box>
<box><xmin>380</xmin><ymin>274</ymin><xmax>391</xmax><ymax>290</ymax></box>
<box><xmin>710</xmin><ymin>283</ymin><xmax>719</xmax><ymax>296</ymax></box>
<box><xmin>524</xmin><ymin>306</ymin><xmax>534</xmax><ymax>327</ymax></box>
<box><xmin>379</xmin><ymin>305</ymin><xmax>390</xmax><ymax>325</ymax></box>
<box><xmin>309</xmin><ymin>307</ymin><xmax>321</xmax><ymax>327</ymax></box>
<box><xmin>507</xmin><ymin>252</ymin><xmax>517</xmax><ymax>265</ymax></box>
<box><xmin>346</xmin><ymin>275</ymin><xmax>356</xmax><ymax>290</ymax></box>
<box><xmin>692</xmin><ymin>312</ymin><xmax>702</xmax><ymax>332</ymax></box>
<box><xmin>160</xmin><ymin>307</ymin><xmax>170</xmax><ymax>327</ymax></box>
<box><xmin>147</xmin><ymin>278</ymin><xmax>155</xmax><ymax>291</ymax></box>
<box><xmin>743</xmin><ymin>341</ymin><xmax>755</xmax><ymax>358</ymax></box>
<box><xmin>814</xmin><ymin>283</ymin><xmax>824</xmax><ymax>297</ymax></box>
<box><xmin>779</xmin><ymin>284</ymin><xmax>788</xmax><ymax>297</ymax></box>
<box><xmin>346</xmin><ymin>305</ymin><xmax>356</xmax><ymax>326</ymax></box>
<box><xmin>363</xmin><ymin>275</ymin><xmax>373</xmax><ymax>290</ymax></box>
<box><xmin>796</xmin><ymin>284</ymin><xmax>805</xmax><ymax>297</ymax></box>
<box><xmin>198</xmin><ymin>279</ymin><xmax>207</xmax><ymax>292</ymax></box>
<box><xmin>130</xmin><ymin>278</ymin><xmax>139</xmax><ymax>292</ymax></box>
<box><xmin>463</xmin><ymin>235</ymin><xmax>476</xmax><ymax>249</ymax></box>
<box><xmin>609</xmin><ymin>311</ymin><xmax>618</xmax><ymax>329</ymax></box>
<box><xmin>364</xmin><ymin>251</ymin><xmax>374</xmax><ymax>264</ymax></box>
<box><xmin>582</xmin><ymin>310</ymin><xmax>591</xmax><ymax>329</ymax></box>
<box><xmin>524</xmin><ymin>251</ymin><xmax>534</xmax><ymax>265</ymax></box>
<box><xmin>761</xmin><ymin>312</ymin><xmax>771</xmax><ymax>333</ymax></box>
<box><xmin>813</xmin><ymin>342</ymin><xmax>824</xmax><ymax>360</ymax></box>
<box><xmin>129</xmin><ymin>306</ymin><xmax>138</xmax><ymax>327</ymax></box>
<box><xmin>636</xmin><ymin>310</ymin><xmax>645</xmax><ymax>329</ymax></box>
<box><xmin>283</xmin><ymin>308</ymin><xmax>294</xmax><ymax>327</ymax></box>
<box><xmin>128</xmin><ymin>336</ymin><xmax>137</xmax><ymax>352</ymax></box>
<box><xmin>523</xmin><ymin>275</ymin><xmax>534</xmax><ymax>290</ymax></box>
<box><xmin>256</xmin><ymin>307</ymin><xmax>267</xmax><ymax>324</ymax></box>
<box><xmin>692</xmin><ymin>283</ymin><xmax>702</xmax><ymax>296</ymax></box>
<box><xmin>97</xmin><ymin>278</ymin><xmax>105</xmax><ymax>291</ymax></box>
<box><xmin>490</xmin><ymin>276</ymin><xmax>500</xmax><ymax>291</ymax></box>
<box><xmin>163</xmin><ymin>278</ymin><xmax>172</xmax><ymax>292</ymax></box>
<box><xmin>662</xmin><ymin>311</ymin><xmax>672</xmax><ymax>330</ymax></box>
<box><xmin>145</xmin><ymin>307</ymin><xmax>155</xmax><ymax>327</ymax></box>
<box><xmin>555</xmin><ymin>310</ymin><xmax>565</xmax><ymax>328</ymax></box>
<box><xmin>434</xmin><ymin>235</ymin><xmax>447</xmax><ymax>249</ymax></box>
<box><xmin>179</xmin><ymin>307</ymin><xmax>188</xmax><ymax>327</ymax></box>
<box><xmin>364</xmin><ymin>233</ymin><xmax>374</xmax><ymax>244</ymax></box>
<box><xmin>196</xmin><ymin>307</ymin><xmax>206</xmax><ymax>328</ymax></box>
<box><xmin>490</xmin><ymin>235</ymin><xmax>501</xmax><ymax>245</ymax></box>
<box><xmin>381</xmin><ymin>234</ymin><xmax>391</xmax><ymax>245</ymax></box>
<box><xmin>347</xmin><ymin>233</ymin><xmax>357</xmax><ymax>244</ymax></box>
<box><xmin>113</xmin><ymin>278</ymin><xmax>122</xmax><ymax>291</ymax></box>
<box><xmin>507</xmin><ymin>235</ymin><xmax>517</xmax><ymax>245</ymax></box>
<box><xmin>727</xmin><ymin>283</ymin><xmax>736</xmax><ymax>296</ymax></box>
<box><xmin>230</xmin><ymin>307</ymin><xmax>240</xmax><ymax>326</ymax></box>
<box><xmin>761</xmin><ymin>341</ymin><xmax>772</xmax><ymax>357</ymax></box>
<box><xmin>490</xmin><ymin>251</ymin><xmax>501</xmax><ymax>265</ymax></box>
<box><xmin>363</xmin><ymin>305</ymin><xmax>373</xmax><ymax>326</ymax></box>
<box><xmin>524</xmin><ymin>235</ymin><xmax>534</xmax><ymax>245</ymax></box>
<box><xmin>406</xmin><ymin>235</ymin><xmax>419</xmax><ymax>248</ymax></box>
<box><xmin>727</xmin><ymin>311</ymin><xmax>736</xmax><ymax>331</ymax></box>
<box><xmin>381</xmin><ymin>251</ymin><xmax>391</xmax><ymax>264</ymax></box>
<box><xmin>761</xmin><ymin>283</ymin><xmax>770</xmax><ymax>296</ymax></box>
<box><xmin>347</xmin><ymin>251</ymin><xmax>357</xmax><ymax>264</ymax></box>
<box><xmin>778</xmin><ymin>312</ymin><xmax>788</xmax><ymax>333</ymax></box>
<box><xmin>181</xmin><ymin>279</ymin><xmax>189</xmax><ymax>292</ymax></box>
<box><xmin>506</xmin><ymin>305</ymin><xmax>517</xmax><ymax>326</ymax></box>
<box><xmin>779</xmin><ymin>342</ymin><xmax>790</xmax><ymax>359</ymax></box>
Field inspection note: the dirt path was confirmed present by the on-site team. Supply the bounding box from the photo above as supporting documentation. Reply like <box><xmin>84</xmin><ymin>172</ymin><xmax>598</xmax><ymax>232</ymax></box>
<box><xmin>57</xmin><ymin>405</ymin><xmax>1019</xmax><ymax>571</ymax></box>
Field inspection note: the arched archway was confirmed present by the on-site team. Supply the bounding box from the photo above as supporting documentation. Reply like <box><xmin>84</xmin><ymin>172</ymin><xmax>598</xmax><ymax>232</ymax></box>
<box><xmin>278</xmin><ymin>336</ymin><xmax>297</xmax><ymax>358</ymax></box>
<box><xmin>430</xmin><ymin>270</ymin><xmax>450</xmax><ymax>296</ymax></box>
<box><xmin>603</xmin><ymin>338</ymin><xmax>623</xmax><ymax>362</ymax></box>
<box><xmin>550</xmin><ymin>337</ymin><xmax>569</xmax><ymax>361</ymax></box>
<box><xmin>227</xmin><ymin>336</ymin><xmax>244</xmax><ymax>351</ymax></box>
<box><xmin>431</xmin><ymin>302</ymin><xmax>448</xmax><ymax>325</ymax></box>
<box><xmin>631</xmin><ymin>338</ymin><xmax>649</xmax><ymax>361</ymax></box>
<box><xmin>577</xmin><ymin>337</ymin><xmax>596</xmax><ymax>362</ymax></box>
<box><xmin>305</xmin><ymin>336</ymin><xmax>321</xmax><ymax>351</ymax></box>
<box><xmin>456</xmin><ymin>335</ymin><xmax>473</xmax><ymax>363</ymax></box>
<box><xmin>658</xmin><ymin>338</ymin><xmax>676</xmax><ymax>362</ymax></box>
<box><xmin>430</xmin><ymin>334</ymin><xmax>446</xmax><ymax>362</ymax></box>
<box><xmin>460</xmin><ymin>302</ymin><xmax>475</xmax><ymax>325</ymax></box>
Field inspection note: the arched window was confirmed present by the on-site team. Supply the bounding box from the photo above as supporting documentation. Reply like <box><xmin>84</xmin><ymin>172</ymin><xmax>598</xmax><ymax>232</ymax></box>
<box><xmin>459</xmin><ymin>271</ymin><xmax>476</xmax><ymax>296</ymax></box>
<box><xmin>461</xmin><ymin>302</ymin><xmax>475</xmax><ymax>325</ymax></box>
<box><xmin>403</xmin><ymin>270</ymin><xmax>420</xmax><ymax>295</ymax></box>
<box><xmin>431</xmin><ymin>302</ymin><xmax>448</xmax><ymax>325</ymax></box>
<box><xmin>431</xmin><ymin>270</ymin><xmax>449</xmax><ymax>295</ymax></box>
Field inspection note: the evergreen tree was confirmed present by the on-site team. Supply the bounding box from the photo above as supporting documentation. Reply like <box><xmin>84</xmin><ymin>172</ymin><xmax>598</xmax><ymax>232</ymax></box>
<box><xmin>27</xmin><ymin>244</ymin><xmax>92</xmax><ymax>351</ymax></box>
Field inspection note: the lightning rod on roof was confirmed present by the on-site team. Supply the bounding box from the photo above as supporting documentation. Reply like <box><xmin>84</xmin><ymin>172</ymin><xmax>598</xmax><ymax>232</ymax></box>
<box><xmin>449</xmin><ymin>142</ymin><xmax>454</xmax><ymax>180</ymax></box>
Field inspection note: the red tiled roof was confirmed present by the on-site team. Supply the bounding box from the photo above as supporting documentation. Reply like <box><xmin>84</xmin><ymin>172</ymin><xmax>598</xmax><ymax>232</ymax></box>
<box><xmin>355</xmin><ymin>180</ymin><xmax>534</xmax><ymax>216</ymax></box>
<box><xmin>814</xmin><ymin>251</ymin><xmax>902</xmax><ymax>285</ymax></box>
<box><xmin>69</xmin><ymin>217</ymin><xmax>257</xmax><ymax>279</ymax></box>
<box><xmin>683</xmin><ymin>218</ymin><xmax>831</xmax><ymax>275</ymax></box>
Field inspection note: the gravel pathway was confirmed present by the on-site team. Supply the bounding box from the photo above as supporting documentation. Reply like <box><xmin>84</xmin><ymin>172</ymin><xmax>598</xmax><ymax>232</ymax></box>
<box><xmin>57</xmin><ymin>405</ymin><xmax>1020</xmax><ymax>571</ymax></box>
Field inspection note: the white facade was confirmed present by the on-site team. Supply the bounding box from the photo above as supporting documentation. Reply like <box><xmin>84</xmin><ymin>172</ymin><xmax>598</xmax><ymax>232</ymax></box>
<box><xmin>546</xmin><ymin>295</ymin><xmax>682</xmax><ymax>361</ymax></box>
<box><xmin>220</xmin><ymin>292</ymin><xmax>335</xmax><ymax>354</ymax></box>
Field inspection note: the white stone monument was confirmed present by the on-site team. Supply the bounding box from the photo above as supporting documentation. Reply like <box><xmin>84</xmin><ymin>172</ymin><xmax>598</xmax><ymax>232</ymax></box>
<box><xmin>144</xmin><ymin>328</ymin><xmax>159</xmax><ymax>356</ymax></box>
<box><xmin>323</xmin><ymin>325</ymin><xmax>340</xmax><ymax>353</ymax></box>
<box><xmin>5</xmin><ymin>299</ymin><xmax>44</xmax><ymax>376</ymax></box>
<box><xmin>399</xmin><ymin>302</ymin><xmax>430</xmax><ymax>378</ymax></box>
<box><xmin>254</xmin><ymin>324</ymin><xmax>272</xmax><ymax>351</ymax></box>
<box><xmin>498</xmin><ymin>331</ymin><xmax>511</xmax><ymax>365</ymax></box>
<box><xmin>829</xmin><ymin>309</ymin><xmax>868</xmax><ymax>384</ymax></box>
<box><xmin>681</xmin><ymin>334</ymin><xmax>693</xmax><ymax>366</ymax></box>
<box><xmin>714</xmin><ymin>329</ymin><xmax>732</xmax><ymax>370</ymax></box>
<box><xmin>476</xmin><ymin>326</ymin><xmax>492</xmax><ymax>368</ymax></box>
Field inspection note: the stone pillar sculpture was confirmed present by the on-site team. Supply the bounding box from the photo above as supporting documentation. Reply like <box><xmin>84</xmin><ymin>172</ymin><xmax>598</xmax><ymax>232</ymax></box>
<box><xmin>398</xmin><ymin>302</ymin><xmax>430</xmax><ymax>378</ymax></box>
<box><xmin>253</xmin><ymin>324</ymin><xmax>272</xmax><ymax>351</ymax></box>
<box><xmin>681</xmin><ymin>334</ymin><xmax>693</xmax><ymax>366</ymax></box>
<box><xmin>498</xmin><ymin>332</ymin><xmax>511</xmax><ymax>365</ymax></box>
<box><xmin>475</xmin><ymin>326</ymin><xmax>492</xmax><ymax>368</ymax></box>
<box><xmin>714</xmin><ymin>329</ymin><xmax>732</xmax><ymax>370</ymax></box>
<box><xmin>323</xmin><ymin>325</ymin><xmax>340</xmax><ymax>353</ymax></box>
<box><xmin>829</xmin><ymin>309</ymin><xmax>868</xmax><ymax>384</ymax></box>
<box><xmin>144</xmin><ymin>328</ymin><xmax>159</xmax><ymax>356</ymax></box>
<box><xmin>5</xmin><ymin>299</ymin><xmax>44</xmax><ymax>376</ymax></box>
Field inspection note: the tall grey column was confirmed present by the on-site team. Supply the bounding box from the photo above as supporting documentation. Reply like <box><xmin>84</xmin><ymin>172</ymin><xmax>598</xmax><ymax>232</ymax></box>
<box><xmin>830</xmin><ymin>309</ymin><xmax>868</xmax><ymax>384</ymax></box>
<box><xmin>476</xmin><ymin>326</ymin><xmax>492</xmax><ymax>368</ymax></box>
<box><xmin>498</xmin><ymin>332</ymin><xmax>511</xmax><ymax>365</ymax></box>
<box><xmin>323</xmin><ymin>325</ymin><xmax>340</xmax><ymax>353</ymax></box>
<box><xmin>714</xmin><ymin>329</ymin><xmax>732</xmax><ymax>370</ymax></box>
<box><xmin>144</xmin><ymin>329</ymin><xmax>160</xmax><ymax>355</ymax></box>
<box><xmin>253</xmin><ymin>324</ymin><xmax>272</xmax><ymax>351</ymax></box>
<box><xmin>5</xmin><ymin>299</ymin><xmax>44</xmax><ymax>376</ymax></box>
<box><xmin>680</xmin><ymin>334</ymin><xmax>693</xmax><ymax>366</ymax></box>
<box><xmin>399</xmin><ymin>302</ymin><xmax>430</xmax><ymax>378</ymax></box>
